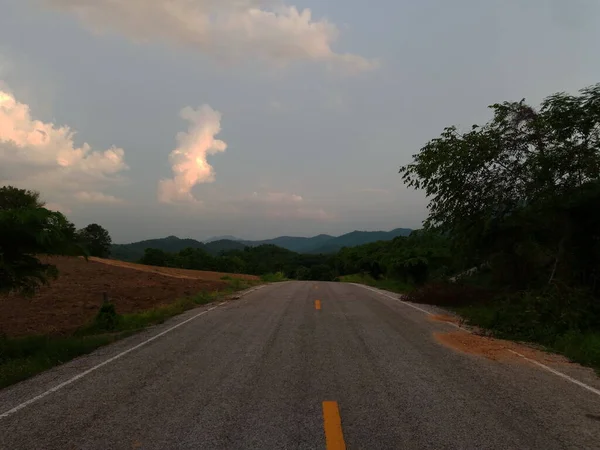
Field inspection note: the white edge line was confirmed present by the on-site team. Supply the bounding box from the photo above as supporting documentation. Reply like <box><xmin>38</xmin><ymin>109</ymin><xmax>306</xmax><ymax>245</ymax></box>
<box><xmin>507</xmin><ymin>350</ymin><xmax>600</xmax><ymax>397</ymax></box>
<box><xmin>354</xmin><ymin>283</ymin><xmax>600</xmax><ymax>398</ymax></box>
<box><xmin>0</xmin><ymin>284</ymin><xmax>267</xmax><ymax>420</ymax></box>
<box><xmin>355</xmin><ymin>284</ymin><xmax>433</xmax><ymax>315</ymax></box>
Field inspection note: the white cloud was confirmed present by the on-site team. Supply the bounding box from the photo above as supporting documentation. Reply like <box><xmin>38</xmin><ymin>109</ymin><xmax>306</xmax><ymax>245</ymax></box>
<box><xmin>0</xmin><ymin>85</ymin><xmax>128</xmax><ymax>206</ymax></box>
<box><xmin>158</xmin><ymin>104</ymin><xmax>227</xmax><ymax>204</ymax></box>
<box><xmin>247</xmin><ymin>191</ymin><xmax>334</xmax><ymax>220</ymax></box>
<box><xmin>43</xmin><ymin>0</ymin><xmax>377</xmax><ymax>72</ymax></box>
<box><xmin>74</xmin><ymin>191</ymin><xmax>125</xmax><ymax>204</ymax></box>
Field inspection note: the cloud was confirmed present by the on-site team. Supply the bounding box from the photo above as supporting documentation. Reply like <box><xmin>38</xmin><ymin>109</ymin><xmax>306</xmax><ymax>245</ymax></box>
<box><xmin>158</xmin><ymin>104</ymin><xmax>227</xmax><ymax>204</ymax></box>
<box><xmin>247</xmin><ymin>191</ymin><xmax>334</xmax><ymax>220</ymax></box>
<box><xmin>74</xmin><ymin>191</ymin><xmax>125</xmax><ymax>204</ymax></box>
<box><xmin>0</xmin><ymin>85</ymin><xmax>128</xmax><ymax>206</ymax></box>
<box><xmin>43</xmin><ymin>0</ymin><xmax>377</xmax><ymax>72</ymax></box>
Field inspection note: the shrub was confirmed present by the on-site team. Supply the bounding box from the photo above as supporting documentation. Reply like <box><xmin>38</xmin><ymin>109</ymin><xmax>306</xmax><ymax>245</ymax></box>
<box><xmin>406</xmin><ymin>282</ymin><xmax>492</xmax><ymax>307</ymax></box>
<box><xmin>261</xmin><ymin>272</ymin><xmax>287</xmax><ymax>282</ymax></box>
<box><xmin>93</xmin><ymin>302</ymin><xmax>120</xmax><ymax>331</ymax></box>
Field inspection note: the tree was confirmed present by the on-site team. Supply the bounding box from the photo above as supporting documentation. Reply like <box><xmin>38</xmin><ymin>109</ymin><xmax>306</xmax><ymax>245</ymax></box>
<box><xmin>0</xmin><ymin>186</ymin><xmax>44</xmax><ymax>210</ymax></box>
<box><xmin>399</xmin><ymin>83</ymin><xmax>600</xmax><ymax>289</ymax></box>
<box><xmin>0</xmin><ymin>186</ymin><xmax>83</xmax><ymax>294</ymax></box>
<box><xmin>78</xmin><ymin>224</ymin><xmax>112</xmax><ymax>258</ymax></box>
<box><xmin>400</xmin><ymin>84</ymin><xmax>600</xmax><ymax>239</ymax></box>
<box><xmin>139</xmin><ymin>248</ymin><xmax>171</xmax><ymax>267</ymax></box>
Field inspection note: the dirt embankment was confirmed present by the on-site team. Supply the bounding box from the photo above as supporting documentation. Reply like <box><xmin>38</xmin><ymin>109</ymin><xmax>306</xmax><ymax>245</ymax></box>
<box><xmin>434</xmin><ymin>330</ymin><xmax>572</xmax><ymax>366</ymax></box>
<box><xmin>0</xmin><ymin>256</ymin><xmax>257</xmax><ymax>337</ymax></box>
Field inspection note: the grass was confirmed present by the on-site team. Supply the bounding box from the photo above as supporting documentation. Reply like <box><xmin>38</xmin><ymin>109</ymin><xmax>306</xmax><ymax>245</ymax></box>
<box><xmin>260</xmin><ymin>272</ymin><xmax>287</xmax><ymax>282</ymax></box>
<box><xmin>455</xmin><ymin>301</ymin><xmax>600</xmax><ymax>372</ymax></box>
<box><xmin>339</xmin><ymin>274</ymin><xmax>413</xmax><ymax>294</ymax></box>
<box><xmin>359</xmin><ymin>274</ymin><xmax>600</xmax><ymax>372</ymax></box>
<box><xmin>0</xmin><ymin>278</ymin><xmax>261</xmax><ymax>389</ymax></box>
<box><xmin>0</xmin><ymin>333</ymin><xmax>126</xmax><ymax>388</ymax></box>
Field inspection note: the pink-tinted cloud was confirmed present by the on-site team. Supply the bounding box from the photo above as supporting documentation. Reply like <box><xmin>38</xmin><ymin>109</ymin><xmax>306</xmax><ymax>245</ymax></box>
<box><xmin>158</xmin><ymin>105</ymin><xmax>227</xmax><ymax>204</ymax></box>
<box><xmin>0</xmin><ymin>86</ymin><xmax>128</xmax><ymax>205</ymax></box>
<box><xmin>44</xmin><ymin>0</ymin><xmax>377</xmax><ymax>72</ymax></box>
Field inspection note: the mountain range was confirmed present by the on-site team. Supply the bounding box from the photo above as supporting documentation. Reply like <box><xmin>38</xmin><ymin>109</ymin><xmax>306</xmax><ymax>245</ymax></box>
<box><xmin>111</xmin><ymin>228</ymin><xmax>413</xmax><ymax>262</ymax></box>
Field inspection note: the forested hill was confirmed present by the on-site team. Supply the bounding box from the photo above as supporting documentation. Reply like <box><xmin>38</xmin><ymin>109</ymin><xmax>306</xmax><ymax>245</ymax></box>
<box><xmin>110</xmin><ymin>236</ymin><xmax>206</xmax><ymax>262</ymax></box>
<box><xmin>308</xmin><ymin>228</ymin><xmax>412</xmax><ymax>253</ymax></box>
<box><xmin>238</xmin><ymin>234</ymin><xmax>334</xmax><ymax>253</ymax></box>
<box><xmin>110</xmin><ymin>228</ymin><xmax>412</xmax><ymax>261</ymax></box>
<box><xmin>239</xmin><ymin>228</ymin><xmax>412</xmax><ymax>253</ymax></box>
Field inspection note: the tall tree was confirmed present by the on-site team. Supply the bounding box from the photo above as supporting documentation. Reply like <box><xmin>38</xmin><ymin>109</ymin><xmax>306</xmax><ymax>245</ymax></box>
<box><xmin>0</xmin><ymin>186</ymin><xmax>44</xmax><ymax>210</ymax></box>
<box><xmin>400</xmin><ymin>84</ymin><xmax>600</xmax><ymax>234</ymax></box>
<box><xmin>399</xmin><ymin>83</ymin><xmax>600</xmax><ymax>287</ymax></box>
<box><xmin>78</xmin><ymin>224</ymin><xmax>112</xmax><ymax>258</ymax></box>
<box><xmin>0</xmin><ymin>186</ymin><xmax>82</xmax><ymax>294</ymax></box>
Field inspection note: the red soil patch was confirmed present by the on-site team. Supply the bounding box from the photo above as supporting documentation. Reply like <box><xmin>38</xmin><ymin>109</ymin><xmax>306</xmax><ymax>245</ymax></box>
<box><xmin>434</xmin><ymin>331</ymin><xmax>573</xmax><ymax>365</ymax></box>
<box><xmin>0</xmin><ymin>256</ymin><xmax>257</xmax><ymax>337</ymax></box>
<box><xmin>429</xmin><ymin>314</ymin><xmax>463</xmax><ymax>327</ymax></box>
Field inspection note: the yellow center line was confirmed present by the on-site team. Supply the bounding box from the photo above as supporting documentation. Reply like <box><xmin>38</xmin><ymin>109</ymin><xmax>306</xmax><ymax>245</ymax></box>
<box><xmin>315</xmin><ymin>300</ymin><xmax>322</xmax><ymax>310</ymax></box>
<box><xmin>322</xmin><ymin>401</ymin><xmax>346</xmax><ymax>450</ymax></box>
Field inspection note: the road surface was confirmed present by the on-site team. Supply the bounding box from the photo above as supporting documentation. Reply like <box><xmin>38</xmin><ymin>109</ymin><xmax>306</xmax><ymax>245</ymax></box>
<box><xmin>1</xmin><ymin>282</ymin><xmax>600</xmax><ymax>449</ymax></box>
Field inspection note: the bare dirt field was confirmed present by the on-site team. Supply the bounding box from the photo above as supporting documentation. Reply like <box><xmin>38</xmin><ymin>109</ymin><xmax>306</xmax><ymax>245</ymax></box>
<box><xmin>89</xmin><ymin>257</ymin><xmax>259</xmax><ymax>281</ymax></box>
<box><xmin>0</xmin><ymin>256</ymin><xmax>259</xmax><ymax>337</ymax></box>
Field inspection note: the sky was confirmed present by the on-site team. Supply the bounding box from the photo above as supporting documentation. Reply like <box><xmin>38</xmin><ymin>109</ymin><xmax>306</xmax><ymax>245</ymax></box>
<box><xmin>1</xmin><ymin>0</ymin><xmax>599</xmax><ymax>243</ymax></box>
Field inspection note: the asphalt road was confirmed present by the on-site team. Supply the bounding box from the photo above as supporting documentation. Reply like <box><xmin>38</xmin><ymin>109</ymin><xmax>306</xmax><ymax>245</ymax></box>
<box><xmin>2</xmin><ymin>281</ymin><xmax>600</xmax><ymax>449</ymax></box>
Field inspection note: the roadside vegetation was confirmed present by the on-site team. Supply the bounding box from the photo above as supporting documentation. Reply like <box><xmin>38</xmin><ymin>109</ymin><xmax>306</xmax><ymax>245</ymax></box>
<box><xmin>399</xmin><ymin>83</ymin><xmax>600</xmax><ymax>371</ymax></box>
<box><xmin>0</xmin><ymin>186</ymin><xmax>260</xmax><ymax>388</ymax></box>
<box><xmin>0</xmin><ymin>276</ymin><xmax>258</xmax><ymax>388</ymax></box>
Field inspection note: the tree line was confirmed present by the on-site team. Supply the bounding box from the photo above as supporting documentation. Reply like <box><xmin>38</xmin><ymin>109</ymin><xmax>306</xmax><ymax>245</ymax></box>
<box><xmin>0</xmin><ymin>186</ymin><xmax>113</xmax><ymax>294</ymax></box>
<box><xmin>398</xmin><ymin>83</ymin><xmax>600</xmax><ymax>368</ymax></box>
<box><xmin>137</xmin><ymin>228</ymin><xmax>452</xmax><ymax>283</ymax></box>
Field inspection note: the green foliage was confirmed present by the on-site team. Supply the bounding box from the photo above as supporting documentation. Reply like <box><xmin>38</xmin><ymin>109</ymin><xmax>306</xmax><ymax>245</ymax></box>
<box><xmin>204</xmin><ymin>239</ymin><xmax>247</xmax><ymax>254</ymax></box>
<box><xmin>93</xmin><ymin>302</ymin><xmax>120</xmax><ymax>331</ymax></box>
<box><xmin>399</xmin><ymin>82</ymin><xmax>600</xmax><ymax>370</ymax></box>
<box><xmin>0</xmin><ymin>186</ymin><xmax>44</xmax><ymax>210</ymax></box>
<box><xmin>310</xmin><ymin>228</ymin><xmax>412</xmax><ymax>254</ymax></box>
<box><xmin>334</xmin><ymin>230</ymin><xmax>452</xmax><ymax>286</ymax></box>
<box><xmin>130</xmin><ymin>231</ymin><xmax>450</xmax><ymax>285</ymax></box>
<box><xmin>111</xmin><ymin>236</ymin><xmax>208</xmax><ymax>262</ymax></box>
<box><xmin>78</xmin><ymin>223</ymin><xmax>112</xmax><ymax>258</ymax></box>
<box><xmin>0</xmin><ymin>333</ymin><xmax>120</xmax><ymax>388</ymax></box>
<box><xmin>0</xmin><ymin>202</ymin><xmax>83</xmax><ymax>294</ymax></box>
<box><xmin>455</xmin><ymin>285</ymin><xmax>600</xmax><ymax>370</ymax></box>
<box><xmin>338</xmin><ymin>274</ymin><xmax>413</xmax><ymax>294</ymax></box>
<box><xmin>260</xmin><ymin>272</ymin><xmax>287</xmax><ymax>282</ymax></box>
<box><xmin>112</xmin><ymin>228</ymin><xmax>414</xmax><ymax>261</ymax></box>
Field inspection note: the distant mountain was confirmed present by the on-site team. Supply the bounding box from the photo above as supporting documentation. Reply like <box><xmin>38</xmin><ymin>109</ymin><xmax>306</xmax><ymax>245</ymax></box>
<box><xmin>111</xmin><ymin>228</ymin><xmax>413</xmax><ymax>261</ymax></box>
<box><xmin>240</xmin><ymin>234</ymin><xmax>334</xmax><ymax>253</ymax></box>
<box><xmin>110</xmin><ymin>236</ymin><xmax>206</xmax><ymax>262</ymax></box>
<box><xmin>204</xmin><ymin>235</ymin><xmax>241</xmax><ymax>243</ymax></box>
<box><xmin>309</xmin><ymin>228</ymin><xmax>413</xmax><ymax>253</ymax></box>
<box><xmin>204</xmin><ymin>239</ymin><xmax>247</xmax><ymax>254</ymax></box>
